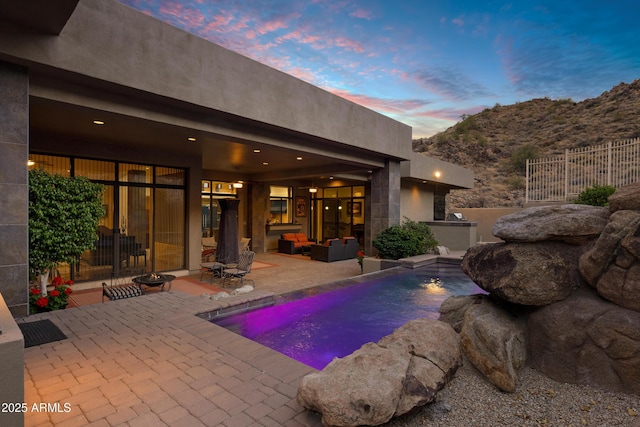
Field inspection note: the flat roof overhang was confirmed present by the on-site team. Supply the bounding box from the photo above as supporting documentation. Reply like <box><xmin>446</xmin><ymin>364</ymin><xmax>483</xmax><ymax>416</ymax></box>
<box><xmin>401</xmin><ymin>153</ymin><xmax>474</xmax><ymax>190</ymax></box>
<box><xmin>28</xmin><ymin>70</ymin><xmax>394</xmax><ymax>183</ymax></box>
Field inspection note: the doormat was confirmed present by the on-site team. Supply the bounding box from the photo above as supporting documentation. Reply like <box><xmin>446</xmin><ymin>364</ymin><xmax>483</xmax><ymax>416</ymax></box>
<box><xmin>18</xmin><ymin>319</ymin><xmax>67</xmax><ymax>348</ymax></box>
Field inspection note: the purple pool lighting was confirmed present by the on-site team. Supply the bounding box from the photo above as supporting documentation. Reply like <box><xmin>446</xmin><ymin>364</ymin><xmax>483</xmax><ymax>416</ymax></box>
<box><xmin>213</xmin><ymin>263</ymin><xmax>485</xmax><ymax>370</ymax></box>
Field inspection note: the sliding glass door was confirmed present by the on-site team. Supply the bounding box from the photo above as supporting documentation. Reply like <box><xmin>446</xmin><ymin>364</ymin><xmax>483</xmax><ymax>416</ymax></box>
<box><xmin>28</xmin><ymin>154</ymin><xmax>186</xmax><ymax>282</ymax></box>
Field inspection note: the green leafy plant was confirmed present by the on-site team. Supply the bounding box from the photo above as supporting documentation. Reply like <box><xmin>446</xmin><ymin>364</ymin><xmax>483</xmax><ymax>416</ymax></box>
<box><xmin>372</xmin><ymin>218</ymin><xmax>438</xmax><ymax>260</ymax></box>
<box><xmin>29</xmin><ymin>169</ymin><xmax>105</xmax><ymax>294</ymax></box>
<box><xmin>573</xmin><ymin>184</ymin><xmax>616</xmax><ymax>206</ymax></box>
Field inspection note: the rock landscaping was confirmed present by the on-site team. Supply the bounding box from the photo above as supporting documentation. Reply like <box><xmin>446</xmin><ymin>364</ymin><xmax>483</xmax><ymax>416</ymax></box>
<box><xmin>456</xmin><ymin>182</ymin><xmax>640</xmax><ymax>396</ymax></box>
<box><xmin>297</xmin><ymin>319</ymin><xmax>460</xmax><ymax>427</ymax></box>
<box><xmin>297</xmin><ymin>182</ymin><xmax>640</xmax><ymax>426</ymax></box>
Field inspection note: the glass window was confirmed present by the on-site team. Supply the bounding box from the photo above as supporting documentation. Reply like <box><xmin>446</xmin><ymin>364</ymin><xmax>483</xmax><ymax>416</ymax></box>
<box><xmin>324</xmin><ymin>188</ymin><xmax>338</xmax><ymax>198</ymax></box>
<box><xmin>74</xmin><ymin>159</ymin><xmax>115</xmax><ymax>181</ymax></box>
<box><xmin>269</xmin><ymin>185</ymin><xmax>292</xmax><ymax>224</ymax></box>
<box><xmin>28</xmin><ymin>154</ymin><xmax>71</xmax><ymax>176</ymax></box>
<box><xmin>337</xmin><ymin>187</ymin><xmax>352</xmax><ymax>198</ymax></box>
<box><xmin>29</xmin><ymin>152</ymin><xmax>186</xmax><ymax>281</ymax></box>
<box><xmin>157</xmin><ymin>166</ymin><xmax>185</xmax><ymax>186</ymax></box>
<box><xmin>119</xmin><ymin>163</ymin><xmax>152</xmax><ymax>183</ymax></box>
<box><xmin>155</xmin><ymin>188</ymin><xmax>184</xmax><ymax>271</ymax></box>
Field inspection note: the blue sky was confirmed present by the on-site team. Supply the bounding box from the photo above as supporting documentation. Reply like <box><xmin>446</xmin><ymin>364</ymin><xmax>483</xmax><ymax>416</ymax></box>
<box><xmin>117</xmin><ymin>0</ymin><xmax>640</xmax><ymax>138</ymax></box>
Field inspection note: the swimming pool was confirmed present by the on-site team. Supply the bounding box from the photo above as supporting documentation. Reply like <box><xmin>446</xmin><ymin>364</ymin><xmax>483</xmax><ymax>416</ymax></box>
<box><xmin>213</xmin><ymin>263</ymin><xmax>485</xmax><ymax>370</ymax></box>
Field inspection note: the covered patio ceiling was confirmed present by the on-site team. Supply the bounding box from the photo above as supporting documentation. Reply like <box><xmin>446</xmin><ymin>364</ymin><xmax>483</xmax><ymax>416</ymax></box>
<box><xmin>29</xmin><ymin>95</ymin><xmax>384</xmax><ymax>184</ymax></box>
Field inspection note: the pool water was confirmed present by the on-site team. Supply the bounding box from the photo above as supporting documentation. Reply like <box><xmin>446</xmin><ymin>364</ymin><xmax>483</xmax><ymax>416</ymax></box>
<box><xmin>213</xmin><ymin>263</ymin><xmax>485</xmax><ymax>370</ymax></box>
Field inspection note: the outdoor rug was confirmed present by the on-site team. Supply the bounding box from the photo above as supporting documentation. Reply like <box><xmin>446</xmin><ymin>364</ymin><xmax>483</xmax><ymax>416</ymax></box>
<box><xmin>18</xmin><ymin>319</ymin><xmax>67</xmax><ymax>348</ymax></box>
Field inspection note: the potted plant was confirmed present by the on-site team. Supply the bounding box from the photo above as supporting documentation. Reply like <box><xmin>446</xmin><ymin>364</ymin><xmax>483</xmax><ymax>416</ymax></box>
<box><xmin>29</xmin><ymin>169</ymin><xmax>105</xmax><ymax>299</ymax></box>
<box><xmin>356</xmin><ymin>250</ymin><xmax>365</xmax><ymax>273</ymax></box>
<box><xmin>29</xmin><ymin>276</ymin><xmax>73</xmax><ymax>313</ymax></box>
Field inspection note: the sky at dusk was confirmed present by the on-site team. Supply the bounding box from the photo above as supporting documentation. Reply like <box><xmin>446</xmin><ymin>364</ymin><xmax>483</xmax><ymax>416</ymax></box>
<box><xmin>117</xmin><ymin>0</ymin><xmax>640</xmax><ymax>138</ymax></box>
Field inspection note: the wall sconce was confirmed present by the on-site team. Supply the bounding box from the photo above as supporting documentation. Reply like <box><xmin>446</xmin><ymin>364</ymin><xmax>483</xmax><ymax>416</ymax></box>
<box><xmin>215</xmin><ymin>183</ymin><xmax>222</xmax><ymax>191</ymax></box>
<box><xmin>308</xmin><ymin>187</ymin><xmax>318</xmax><ymax>193</ymax></box>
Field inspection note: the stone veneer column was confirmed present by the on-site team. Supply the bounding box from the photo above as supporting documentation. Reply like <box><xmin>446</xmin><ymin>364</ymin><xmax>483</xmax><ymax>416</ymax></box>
<box><xmin>0</xmin><ymin>61</ymin><xmax>29</xmax><ymax>317</ymax></box>
<box><xmin>249</xmin><ymin>182</ymin><xmax>269</xmax><ymax>253</ymax></box>
<box><xmin>365</xmin><ymin>159</ymin><xmax>401</xmax><ymax>256</ymax></box>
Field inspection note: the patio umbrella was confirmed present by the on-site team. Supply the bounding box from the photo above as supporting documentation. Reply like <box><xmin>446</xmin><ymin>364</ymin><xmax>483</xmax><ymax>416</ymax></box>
<box><xmin>216</xmin><ymin>198</ymin><xmax>240</xmax><ymax>264</ymax></box>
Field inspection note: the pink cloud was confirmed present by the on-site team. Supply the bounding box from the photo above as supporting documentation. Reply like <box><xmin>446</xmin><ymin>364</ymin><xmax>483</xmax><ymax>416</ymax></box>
<box><xmin>350</xmin><ymin>9</ymin><xmax>373</xmax><ymax>20</ymax></box>
<box><xmin>329</xmin><ymin>89</ymin><xmax>429</xmax><ymax>113</ymax></box>
<box><xmin>256</xmin><ymin>17</ymin><xmax>289</xmax><ymax>35</ymax></box>
<box><xmin>452</xmin><ymin>17</ymin><xmax>464</xmax><ymax>27</ymax></box>
<box><xmin>333</xmin><ymin>37</ymin><xmax>365</xmax><ymax>53</ymax></box>
<box><xmin>277</xmin><ymin>29</ymin><xmax>325</xmax><ymax>49</ymax></box>
<box><xmin>416</xmin><ymin>105</ymin><xmax>485</xmax><ymax>121</ymax></box>
<box><xmin>159</xmin><ymin>2</ymin><xmax>205</xmax><ymax>28</ymax></box>
<box><xmin>201</xmin><ymin>13</ymin><xmax>234</xmax><ymax>33</ymax></box>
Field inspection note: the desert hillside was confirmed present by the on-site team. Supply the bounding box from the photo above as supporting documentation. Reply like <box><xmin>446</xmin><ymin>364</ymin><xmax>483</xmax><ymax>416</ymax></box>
<box><xmin>412</xmin><ymin>79</ymin><xmax>640</xmax><ymax>208</ymax></box>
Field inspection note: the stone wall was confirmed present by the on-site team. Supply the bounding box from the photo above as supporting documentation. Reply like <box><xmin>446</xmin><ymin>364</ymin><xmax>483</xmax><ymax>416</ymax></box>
<box><xmin>0</xmin><ymin>293</ymin><xmax>25</xmax><ymax>426</ymax></box>
<box><xmin>0</xmin><ymin>61</ymin><xmax>29</xmax><ymax>316</ymax></box>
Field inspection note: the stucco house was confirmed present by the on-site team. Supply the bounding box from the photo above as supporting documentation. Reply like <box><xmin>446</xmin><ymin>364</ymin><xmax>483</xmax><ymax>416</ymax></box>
<box><xmin>0</xmin><ymin>0</ymin><xmax>473</xmax><ymax>316</ymax></box>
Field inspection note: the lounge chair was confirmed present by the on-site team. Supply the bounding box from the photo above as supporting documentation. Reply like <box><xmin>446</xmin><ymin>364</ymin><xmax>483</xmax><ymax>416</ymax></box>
<box><xmin>221</xmin><ymin>250</ymin><xmax>255</xmax><ymax>287</ymax></box>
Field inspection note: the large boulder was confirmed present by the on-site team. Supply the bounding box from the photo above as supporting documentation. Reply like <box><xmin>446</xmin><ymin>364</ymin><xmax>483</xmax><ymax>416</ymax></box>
<box><xmin>378</xmin><ymin>319</ymin><xmax>461</xmax><ymax>416</ymax></box>
<box><xmin>579</xmin><ymin>209</ymin><xmax>640</xmax><ymax>311</ymax></box>
<box><xmin>297</xmin><ymin>319</ymin><xmax>461</xmax><ymax>427</ymax></box>
<box><xmin>492</xmin><ymin>204</ymin><xmax>609</xmax><ymax>244</ymax></box>
<box><xmin>528</xmin><ymin>286</ymin><xmax>640</xmax><ymax>395</ymax></box>
<box><xmin>461</xmin><ymin>241</ymin><xmax>589</xmax><ymax>306</ymax></box>
<box><xmin>608</xmin><ymin>181</ymin><xmax>640</xmax><ymax>213</ymax></box>
<box><xmin>459</xmin><ymin>299</ymin><xmax>528</xmax><ymax>392</ymax></box>
<box><xmin>297</xmin><ymin>343</ymin><xmax>408</xmax><ymax>427</ymax></box>
<box><xmin>438</xmin><ymin>294</ymin><xmax>488</xmax><ymax>332</ymax></box>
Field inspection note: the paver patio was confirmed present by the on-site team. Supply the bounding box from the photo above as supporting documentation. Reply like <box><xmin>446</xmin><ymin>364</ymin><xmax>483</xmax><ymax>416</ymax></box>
<box><xmin>19</xmin><ymin>252</ymin><xmax>365</xmax><ymax>426</ymax></box>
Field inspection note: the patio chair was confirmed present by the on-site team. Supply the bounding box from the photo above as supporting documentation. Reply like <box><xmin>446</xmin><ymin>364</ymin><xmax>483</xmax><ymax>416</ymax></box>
<box><xmin>200</xmin><ymin>260</ymin><xmax>224</xmax><ymax>283</ymax></box>
<box><xmin>239</xmin><ymin>237</ymin><xmax>251</xmax><ymax>252</ymax></box>
<box><xmin>102</xmin><ymin>269</ymin><xmax>144</xmax><ymax>302</ymax></box>
<box><xmin>221</xmin><ymin>250</ymin><xmax>255</xmax><ymax>287</ymax></box>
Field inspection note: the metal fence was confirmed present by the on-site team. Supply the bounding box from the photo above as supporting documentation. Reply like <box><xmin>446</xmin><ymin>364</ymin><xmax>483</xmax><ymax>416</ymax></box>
<box><xmin>526</xmin><ymin>137</ymin><xmax>640</xmax><ymax>203</ymax></box>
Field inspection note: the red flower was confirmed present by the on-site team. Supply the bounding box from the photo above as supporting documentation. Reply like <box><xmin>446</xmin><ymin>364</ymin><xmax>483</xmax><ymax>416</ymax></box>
<box><xmin>30</xmin><ymin>288</ymin><xmax>41</xmax><ymax>296</ymax></box>
<box><xmin>52</xmin><ymin>276</ymin><xmax>63</xmax><ymax>286</ymax></box>
<box><xmin>65</xmin><ymin>280</ymin><xmax>74</xmax><ymax>285</ymax></box>
<box><xmin>64</xmin><ymin>288</ymin><xmax>73</xmax><ymax>295</ymax></box>
<box><xmin>35</xmin><ymin>297</ymin><xmax>49</xmax><ymax>308</ymax></box>
<box><xmin>50</xmin><ymin>289</ymin><xmax>60</xmax><ymax>297</ymax></box>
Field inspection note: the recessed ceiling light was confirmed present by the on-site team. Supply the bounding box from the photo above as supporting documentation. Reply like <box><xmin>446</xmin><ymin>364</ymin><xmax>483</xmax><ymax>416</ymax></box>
<box><xmin>253</xmin><ymin>149</ymin><xmax>261</xmax><ymax>153</ymax></box>
<box><xmin>296</xmin><ymin>156</ymin><xmax>302</xmax><ymax>161</ymax></box>
<box><xmin>188</xmin><ymin>137</ymin><xmax>196</xmax><ymax>142</ymax></box>
<box><xmin>263</xmin><ymin>162</ymin><xmax>269</xmax><ymax>165</ymax></box>
<box><xmin>93</xmin><ymin>120</ymin><xmax>105</xmax><ymax>125</ymax></box>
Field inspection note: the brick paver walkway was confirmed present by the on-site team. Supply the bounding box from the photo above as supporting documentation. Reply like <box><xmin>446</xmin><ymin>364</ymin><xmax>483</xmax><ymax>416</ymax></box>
<box><xmin>21</xmin><ymin>290</ymin><xmax>323</xmax><ymax>426</ymax></box>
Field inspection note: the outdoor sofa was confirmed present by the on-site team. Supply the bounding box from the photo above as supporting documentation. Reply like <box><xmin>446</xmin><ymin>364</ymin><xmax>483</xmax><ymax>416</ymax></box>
<box><xmin>310</xmin><ymin>236</ymin><xmax>359</xmax><ymax>262</ymax></box>
<box><xmin>278</xmin><ymin>233</ymin><xmax>316</xmax><ymax>254</ymax></box>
